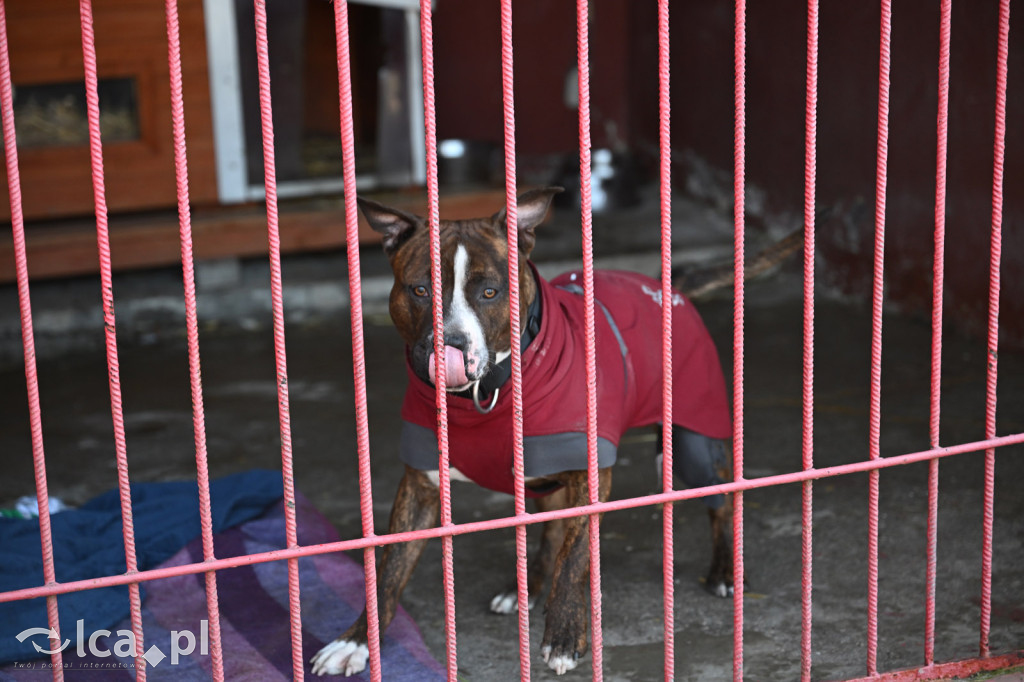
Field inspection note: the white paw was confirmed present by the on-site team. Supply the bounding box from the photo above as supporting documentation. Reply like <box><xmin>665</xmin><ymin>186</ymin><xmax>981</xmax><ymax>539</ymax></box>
<box><xmin>310</xmin><ymin>639</ymin><xmax>370</xmax><ymax>677</ymax></box>
<box><xmin>489</xmin><ymin>590</ymin><xmax>536</xmax><ymax>615</ymax></box>
<box><xmin>707</xmin><ymin>581</ymin><xmax>735</xmax><ymax>598</ymax></box>
<box><xmin>541</xmin><ymin>645</ymin><xmax>580</xmax><ymax>675</ymax></box>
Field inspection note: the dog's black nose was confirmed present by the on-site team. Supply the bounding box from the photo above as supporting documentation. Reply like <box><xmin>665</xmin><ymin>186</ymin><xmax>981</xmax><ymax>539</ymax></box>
<box><xmin>443</xmin><ymin>332</ymin><xmax>469</xmax><ymax>351</ymax></box>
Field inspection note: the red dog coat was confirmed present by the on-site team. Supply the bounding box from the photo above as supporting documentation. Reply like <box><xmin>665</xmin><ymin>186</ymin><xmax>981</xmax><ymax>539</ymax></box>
<box><xmin>399</xmin><ymin>267</ymin><xmax>732</xmax><ymax>496</ymax></box>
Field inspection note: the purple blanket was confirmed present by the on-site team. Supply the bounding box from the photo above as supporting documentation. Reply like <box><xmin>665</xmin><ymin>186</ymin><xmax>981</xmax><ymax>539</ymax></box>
<box><xmin>1</xmin><ymin>495</ymin><xmax>443</xmax><ymax>681</ymax></box>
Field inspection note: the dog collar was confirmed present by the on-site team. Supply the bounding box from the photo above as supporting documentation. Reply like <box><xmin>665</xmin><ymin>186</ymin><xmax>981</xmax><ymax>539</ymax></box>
<box><xmin>453</xmin><ymin>287</ymin><xmax>543</xmax><ymax>410</ymax></box>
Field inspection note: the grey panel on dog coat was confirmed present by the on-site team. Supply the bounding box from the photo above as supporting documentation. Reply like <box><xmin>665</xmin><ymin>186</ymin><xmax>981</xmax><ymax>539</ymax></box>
<box><xmin>400</xmin><ymin>421</ymin><xmax>618</xmax><ymax>478</ymax></box>
<box><xmin>659</xmin><ymin>426</ymin><xmax>729</xmax><ymax>510</ymax></box>
<box><xmin>403</xmin><ymin>421</ymin><xmax>727</xmax><ymax>509</ymax></box>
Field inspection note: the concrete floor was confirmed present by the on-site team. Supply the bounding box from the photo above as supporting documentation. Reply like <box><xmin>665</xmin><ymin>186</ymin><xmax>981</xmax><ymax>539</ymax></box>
<box><xmin>1</xmin><ymin>196</ymin><xmax>1022</xmax><ymax>680</ymax></box>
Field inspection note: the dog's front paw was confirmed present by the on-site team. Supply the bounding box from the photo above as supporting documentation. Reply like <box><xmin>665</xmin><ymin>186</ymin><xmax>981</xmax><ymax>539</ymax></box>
<box><xmin>540</xmin><ymin>619</ymin><xmax>588</xmax><ymax>676</ymax></box>
<box><xmin>704</xmin><ymin>539</ymin><xmax>737</xmax><ymax>599</ymax></box>
<box><xmin>705</xmin><ymin>562</ymin><xmax>736</xmax><ymax>599</ymax></box>
<box><xmin>705</xmin><ymin>576</ymin><xmax>735</xmax><ymax>598</ymax></box>
<box><xmin>489</xmin><ymin>588</ymin><xmax>537</xmax><ymax>615</ymax></box>
<box><xmin>541</xmin><ymin>643</ymin><xmax>583</xmax><ymax>675</ymax></box>
<box><xmin>310</xmin><ymin>639</ymin><xmax>370</xmax><ymax>677</ymax></box>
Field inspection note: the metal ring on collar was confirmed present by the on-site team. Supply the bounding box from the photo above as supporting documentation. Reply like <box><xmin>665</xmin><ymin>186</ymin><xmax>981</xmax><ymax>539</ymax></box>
<box><xmin>472</xmin><ymin>382</ymin><xmax>499</xmax><ymax>414</ymax></box>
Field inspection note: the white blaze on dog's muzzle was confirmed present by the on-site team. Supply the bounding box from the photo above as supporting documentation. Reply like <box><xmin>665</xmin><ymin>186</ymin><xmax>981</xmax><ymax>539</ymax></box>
<box><xmin>434</xmin><ymin>244</ymin><xmax>489</xmax><ymax>389</ymax></box>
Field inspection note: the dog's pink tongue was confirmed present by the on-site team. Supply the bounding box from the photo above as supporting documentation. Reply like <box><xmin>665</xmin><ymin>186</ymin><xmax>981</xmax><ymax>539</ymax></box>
<box><xmin>428</xmin><ymin>346</ymin><xmax>470</xmax><ymax>387</ymax></box>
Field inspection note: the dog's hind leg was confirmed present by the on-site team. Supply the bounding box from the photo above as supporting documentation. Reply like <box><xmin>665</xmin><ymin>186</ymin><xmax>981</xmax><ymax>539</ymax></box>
<box><xmin>541</xmin><ymin>468</ymin><xmax>612</xmax><ymax>675</ymax></box>
<box><xmin>665</xmin><ymin>425</ymin><xmax>735</xmax><ymax>597</ymax></box>
<box><xmin>705</xmin><ymin>493</ymin><xmax>735</xmax><ymax>597</ymax></box>
<box><xmin>703</xmin><ymin>439</ymin><xmax>736</xmax><ymax>597</ymax></box>
<box><xmin>489</xmin><ymin>485</ymin><xmax>569</xmax><ymax>614</ymax></box>
<box><xmin>311</xmin><ymin>466</ymin><xmax>440</xmax><ymax>677</ymax></box>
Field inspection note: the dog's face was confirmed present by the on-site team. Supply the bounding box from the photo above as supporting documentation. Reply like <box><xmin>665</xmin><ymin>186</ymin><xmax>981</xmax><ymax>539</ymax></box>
<box><xmin>358</xmin><ymin>188</ymin><xmax>561</xmax><ymax>391</ymax></box>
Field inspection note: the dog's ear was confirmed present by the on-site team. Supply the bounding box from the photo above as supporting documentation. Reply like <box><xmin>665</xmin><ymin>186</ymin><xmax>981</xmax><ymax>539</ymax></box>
<box><xmin>357</xmin><ymin>196</ymin><xmax>422</xmax><ymax>256</ymax></box>
<box><xmin>492</xmin><ymin>186</ymin><xmax>563</xmax><ymax>255</ymax></box>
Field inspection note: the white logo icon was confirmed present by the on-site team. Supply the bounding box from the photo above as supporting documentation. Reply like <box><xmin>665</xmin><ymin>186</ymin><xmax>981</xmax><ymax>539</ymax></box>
<box><xmin>641</xmin><ymin>284</ymin><xmax>686</xmax><ymax>308</ymax></box>
<box><xmin>15</xmin><ymin>628</ymin><xmax>69</xmax><ymax>655</ymax></box>
<box><xmin>15</xmin><ymin>620</ymin><xmax>209</xmax><ymax>667</ymax></box>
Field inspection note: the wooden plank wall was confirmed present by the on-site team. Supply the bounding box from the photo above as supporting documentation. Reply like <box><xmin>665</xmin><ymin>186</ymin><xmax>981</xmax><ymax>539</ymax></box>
<box><xmin>0</xmin><ymin>189</ymin><xmax>508</xmax><ymax>282</ymax></box>
<box><xmin>0</xmin><ymin>0</ymin><xmax>217</xmax><ymax>221</ymax></box>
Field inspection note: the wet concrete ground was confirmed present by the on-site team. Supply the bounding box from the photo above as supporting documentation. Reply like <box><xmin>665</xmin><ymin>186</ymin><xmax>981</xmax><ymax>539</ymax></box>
<box><xmin>1</xmin><ymin>198</ymin><xmax>1022</xmax><ymax>680</ymax></box>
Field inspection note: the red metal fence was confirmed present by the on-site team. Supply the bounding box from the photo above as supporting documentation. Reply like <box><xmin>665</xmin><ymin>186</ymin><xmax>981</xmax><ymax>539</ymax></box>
<box><xmin>1</xmin><ymin>1</ymin><xmax>1021</xmax><ymax>681</ymax></box>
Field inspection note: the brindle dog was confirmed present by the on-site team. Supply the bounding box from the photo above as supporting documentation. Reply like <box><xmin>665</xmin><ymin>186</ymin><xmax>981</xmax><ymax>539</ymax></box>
<box><xmin>311</xmin><ymin>188</ymin><xmax>794</xmax><ymax>676</ymax></box>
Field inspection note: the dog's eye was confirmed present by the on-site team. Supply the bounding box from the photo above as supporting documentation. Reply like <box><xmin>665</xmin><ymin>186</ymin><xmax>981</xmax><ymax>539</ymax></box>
<box><xmin>412</xmin><ymin>285</ymin><xmax>429</xmax><ymax>298</ymax></box>
<box><xmin>482</xmin><ymin>288</ymin><xmax>498</xmax><ymax>300</ymax></box>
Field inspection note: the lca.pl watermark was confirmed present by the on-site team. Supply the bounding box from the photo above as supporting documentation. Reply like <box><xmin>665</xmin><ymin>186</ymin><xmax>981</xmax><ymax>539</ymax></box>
<box><xmin>15</xmin><ymin>620</ymin><xmax>209</xmax><ymax>668</ymax></box>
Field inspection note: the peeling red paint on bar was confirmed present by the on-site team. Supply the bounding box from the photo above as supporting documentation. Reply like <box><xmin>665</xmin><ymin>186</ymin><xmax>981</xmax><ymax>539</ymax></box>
<box><xmin>658</xmin><ymin>2</ymin><xmax>675</xmax><ymax>680</ymax></box>
<box><xmin>333</xmin><ymin>1</ymin><xmax>383</xmax><ymax>679</ymax></box>
<box><xmin>867</xmin><ymin>1</ymin><xmax>893</xmax><ymax>675</ymax></box>
<box><xmin>732</xmin><ymin>1</ymin><xmax>747</xmax><ymax>679</ymax></box>
<box><xmin>0</xmin><ymin>1</ymin><xmax>64</xmax><ymax>678</ymax></box>
<box><xmin>980</xmin><ymin>0</ymin><xmax>1011</xmax><ymax>661</ymax></box>
<box><xmin>840</xmin><ymin>651</ymin><xmax>1024</xmax><ymax>682</ymax></box>
<box><xmin>801</xmin><ymin>2</ymin><xmax>819</xmax><ymax>680</ymax></box>
<box><xmin>249</xmin><ymin>0</ymin><xmax>304</xmax><ymax>678</ymax></box>
<box><xmin>576</xmin><ymin>1</ymin><xmax>606</xmax><ymax>678</ymax></box>
<box><xmin>497</xmin><ymin>1</ymin><xmax>533</xmax><ymax>679</ymax></box>
<box><xmin>925</xmin><ymin>0</ymin><xmax>951</xmax><ymax>667</ymax></box>
<box><xmin>162</xmin><ymin>0</ymin><xmax>226</xmax><ymax>676</ymax></box>
<box><xmin>418</xmin><ymin>4</ymin><xmax>460</xmax><ymax>679</ymax></box>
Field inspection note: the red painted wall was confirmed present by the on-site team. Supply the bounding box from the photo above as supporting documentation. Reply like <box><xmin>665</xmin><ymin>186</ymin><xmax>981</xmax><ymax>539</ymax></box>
<box><xmin>432</xmin><ymin>1</ymin><xmax>1023</xmax><ymax>346</ymax></box>
<box><xmin>646</xmin><ymin>1</ymin><xmax>1023</xmax><ymax>347</ymax></box>
<box><xmin>432</xmin><ymin>0</ymin><xmax>633</xmax><ymax>155</ymax></box>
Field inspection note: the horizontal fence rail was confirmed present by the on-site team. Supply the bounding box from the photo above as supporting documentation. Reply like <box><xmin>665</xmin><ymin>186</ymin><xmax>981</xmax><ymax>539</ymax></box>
<box><xmin>3</xmin><ymin>432</ymin><xmax>1022</xmax><ymax>606</ymax></box>
<box><xmin>0</xmin><ymin>0</ymin><xmax>1018</xmax><ymax>681</ymax></box>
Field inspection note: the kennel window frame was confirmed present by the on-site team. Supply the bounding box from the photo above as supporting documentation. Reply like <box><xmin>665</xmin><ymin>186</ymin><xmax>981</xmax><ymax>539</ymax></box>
<box><xmin>201</xmin><ymin>0</ymin><xmax>427</xmax><ymax>204</ymax></box>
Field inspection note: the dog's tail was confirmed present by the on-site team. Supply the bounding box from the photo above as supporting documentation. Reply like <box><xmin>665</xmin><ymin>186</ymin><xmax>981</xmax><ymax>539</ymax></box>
<box><xmin>673</xmin><ymin>226</ymin><xmax>805</xmax><ymax>300</ymax></box>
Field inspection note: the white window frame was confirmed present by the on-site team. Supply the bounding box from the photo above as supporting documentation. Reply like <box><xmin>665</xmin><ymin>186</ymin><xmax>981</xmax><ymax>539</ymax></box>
<box><xmin>202</xmin><ymin>0</ymin><xmax>427</xmax><ymax>203</ymax></box>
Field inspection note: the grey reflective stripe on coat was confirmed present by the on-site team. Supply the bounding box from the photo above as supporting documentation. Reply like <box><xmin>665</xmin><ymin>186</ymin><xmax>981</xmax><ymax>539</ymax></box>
<box><xmin>557</xmin><ymin>283</ymin><xmax>629</xmax><ymax>358</ymax></box>
<box><xmin>400</xmin><ymin>421</ymin><xmax>617</xmax><ymax>478</ymax></box>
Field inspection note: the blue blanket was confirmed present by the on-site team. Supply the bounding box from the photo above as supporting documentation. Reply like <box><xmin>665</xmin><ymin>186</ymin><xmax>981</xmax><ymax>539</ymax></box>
<box><xmin>1</xmin><ymin>490</ymin><xmax>445</xmax><ymax>681</ymax></box>
<box><xmin>0</xmin><ymin>470</ymin><xmax>283</xmax><ymax>665</ymax></box>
